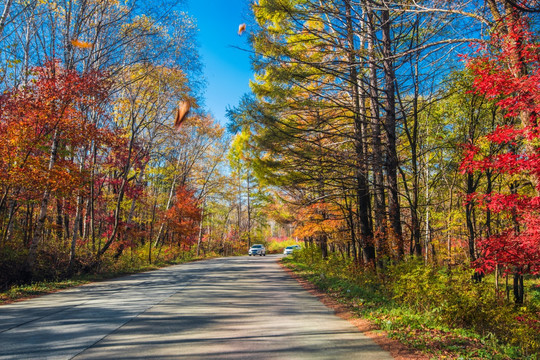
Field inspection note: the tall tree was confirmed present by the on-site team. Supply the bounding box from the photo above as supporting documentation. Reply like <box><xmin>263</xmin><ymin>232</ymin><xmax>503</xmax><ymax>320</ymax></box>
<box><xmin>461</xmin><ymin>7</ymin><xmax>540</xmax><ymax>303</ymax></box>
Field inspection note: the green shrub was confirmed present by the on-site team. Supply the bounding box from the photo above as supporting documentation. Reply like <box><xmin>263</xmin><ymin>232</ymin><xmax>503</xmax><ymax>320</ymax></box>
<box><xmin>387</xmin><ymin>259</ymin><xmax>540</xmax><ymax>355</ymax></box>
<box><xmin>284</xmin><ymin>252</ymin><xmax>540</xmax><ymax>358</ymax></box>
<box><xmin>266</xmin><ymin>238</ymin><xmax>301</xmax><ymax>254</ymax></box>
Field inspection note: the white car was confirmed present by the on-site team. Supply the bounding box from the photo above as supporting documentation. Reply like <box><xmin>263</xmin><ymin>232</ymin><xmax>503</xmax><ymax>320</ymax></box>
<box><xmin>248</xmin><ymin>244</ymin><xmax>266</xmax><ymax>256</ymax></box>
<box><xmin>283</xmin><ymin>245</ymin><xmax>301</xmax><ymax>255</ymax></box>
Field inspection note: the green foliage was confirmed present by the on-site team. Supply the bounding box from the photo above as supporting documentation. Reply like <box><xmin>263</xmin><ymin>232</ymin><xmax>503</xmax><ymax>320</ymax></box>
<box><xmin>265</xmin><ymin>237</ymin><xmax>299</xmax><ymax>253</ymax></box>
<box><xmin>284</xmin><ymin>252</ymin><xmax>540</xmax><ymax>359</ymax></box>
<box><xmin>0</xmin><ymin>280</ymin><xmax>90</xmax><ymax>304</ymax></box>
<box><xmin>388</xmin><ymin>260</ymin><xmax>540</xmax><ymax>356</ymax></box>
<box><xmin>531</xmin><ymin>283</ymin><xmax>540</xmax><ymax>303</ymax></box>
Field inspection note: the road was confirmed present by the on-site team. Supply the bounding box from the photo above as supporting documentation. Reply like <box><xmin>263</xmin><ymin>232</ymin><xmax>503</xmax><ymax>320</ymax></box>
<box><xmin>0</xmin><ymin>255</ymin><xmax>393</xmax><ymax>360</ymax></box>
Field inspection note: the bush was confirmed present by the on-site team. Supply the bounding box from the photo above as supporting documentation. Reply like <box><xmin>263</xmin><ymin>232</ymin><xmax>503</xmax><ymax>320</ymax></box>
<box><xmin>387</xmin><ymin>259</ymin><xmax>540</xmax><ymax>356</ymax></box>
<box><xmin>266</xmin><ymin>237</ymin><xmax>302</xmax><ymax>254</ymax></box>
<box><xmin>0</xmin><ymin>246</ymin><xmax>27</xmax><ymax>291</ymax></box>
<box><xmin>284</xmin><ymin>252</ymin><xmax>540</xmax><ymax>358</ymax></box>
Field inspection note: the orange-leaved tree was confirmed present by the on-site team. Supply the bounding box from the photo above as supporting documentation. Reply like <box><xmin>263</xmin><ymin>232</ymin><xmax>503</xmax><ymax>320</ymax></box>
<box><xmin>0</xmin><ymin>60</ymin><xmax>111</xmax><ymax>275</ymax></box>
<box><xmin>163</xmin><ymin>185</ymin><xmax>202</xmax><ymax>255</ymax></box>
<box><xmin>293</xmin><ymin>201</ymin><xmax>347</xmax><ymax>258</ymax></box>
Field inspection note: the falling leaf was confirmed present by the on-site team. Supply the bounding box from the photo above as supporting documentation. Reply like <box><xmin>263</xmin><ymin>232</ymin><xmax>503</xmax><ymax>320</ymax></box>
<box><xmin>71</xmin><ymin>39</ymin><xmax>93</xmax><ymax>49</ymax></box>
<box><xmin>238</xmin><ymin>23</ymin><xmax>246</xmax><ymax>36</ymax></box>
<box><xmin>174</xmin><ymin>100</ymin><xmax>191</xmax><ymax>130</ymax></box>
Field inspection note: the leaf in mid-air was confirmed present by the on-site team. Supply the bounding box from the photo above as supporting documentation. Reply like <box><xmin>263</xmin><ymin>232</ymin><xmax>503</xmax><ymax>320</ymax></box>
<box><xmin>238</xmin><ymin>23</ymin><xmax>246</xmax><ymax>36</ymax></box>
<box><xmin>71</xmin><ymin>39</ymin><xmax>93</xmax><ymax>49</ymax></box>
<box><xmin>174</xmin><ymin>100</ymin><xmax>191</xmax><ymax>130</ymax></box>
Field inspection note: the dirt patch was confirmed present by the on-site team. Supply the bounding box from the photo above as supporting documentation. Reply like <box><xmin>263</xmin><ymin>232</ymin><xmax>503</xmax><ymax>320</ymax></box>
<box><xmin>278</xmin><ymin>261</ymin><xmax>429</xmax><ymax>360</ymax></box>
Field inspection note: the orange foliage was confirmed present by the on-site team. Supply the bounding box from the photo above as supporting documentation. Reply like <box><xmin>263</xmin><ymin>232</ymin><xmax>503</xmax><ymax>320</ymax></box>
<box><xmin>293</xmin><ymin>201</ymin><xmax>346</xmax><ymax>241</ymax></box>
<box><xmin>164</xmin><ymin>185</ymin><xmax>202</xmax><ymax>243</ymax></box>
<box><xmin>0</xmin><ymin>60</ymin><xmax>111</xmax><ymax>198</ymax></box>
<box><xmin>71</xmin><ymin>39</ymin><xmax>93</xmax><ymax>49</ymax></box>
<box><xmin>174</xmin><ymin>100</ymin><xmax>191</xmax><ymax>130</ymax></box>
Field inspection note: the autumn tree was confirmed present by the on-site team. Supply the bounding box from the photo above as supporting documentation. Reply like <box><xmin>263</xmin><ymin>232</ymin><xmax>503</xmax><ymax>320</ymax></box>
<box><xmin>0</xmin><ymin>60</ymin><xmax>111</xmax><ymax>275</ymax></box>
<box><xmin>236</xmin><ymin>0</ymin><xmax>484</xmax><ymax>265</ymax></box>
<box><xmin>0</xmin><ymin>0</ymin><xmax>211</xmax><ymax>286</ymax></box>
<box><xmin>461</xmin><ymin>13</ymin><xmax>540</xmax><ymax>303</ymax></box>
<box><xmin>163</xmin><ymin>185</ymin><xmax>202</xmax><ymax>253</ymax></box>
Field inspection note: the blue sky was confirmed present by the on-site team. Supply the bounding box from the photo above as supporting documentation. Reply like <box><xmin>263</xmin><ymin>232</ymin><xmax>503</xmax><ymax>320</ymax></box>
<box><xmin>187</xmin><ymin>0</ymin><xmax>254</xmax><ymax>126</ymax></box>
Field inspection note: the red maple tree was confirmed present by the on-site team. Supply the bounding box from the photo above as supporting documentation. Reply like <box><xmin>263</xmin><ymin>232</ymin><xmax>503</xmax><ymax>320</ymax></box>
<box><xmin>461</xmin><ymin>17</ymin><xmax>540</xmax><ymax>278</ymax></box>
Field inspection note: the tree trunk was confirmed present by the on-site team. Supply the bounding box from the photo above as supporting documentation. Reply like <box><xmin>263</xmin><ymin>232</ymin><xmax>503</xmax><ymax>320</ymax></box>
<box><xmin>425</xmin><ymin>151</ymin><xmax>430</xmax><ymax>263</ymax></box>
<box><xmin>26</xmin><ymin>130</ymin><xmax>60</xmax><ymax>272</ymax></box>
<box><xmin>0</xmin><ymin>0</ymin><xmax>13</xmax><ymax>39</ymax></box>
<box><xmin>319</xmin><ymin>235</ymin><xmax>328</xmax><ymax>259</ymax></box>
<box><xmin>345</xmin><ymin>0</ymin><xmax>374</xmax><ymax>264</ymax></box>
<box><xmin>90</xmin><ymin>142</ymin><xmax>97</xmax><ymax>253</ymax></box>
<box><xmin>345</xmin><ymin>197</ymin><xmax>359</xmax><ymax>263</ymax></box>
<box><xmin>246</xmin><ymin>172</ymin><xmax>251</xmax><ymax>247</ymax></box>
<box><xmin>148</xmin><ymin>198</ymin><xmax>157</xmax><ymax>263</ymax></box>
<box><xmin>55</xmin><ymin>199</ymin><xmax>63</xmax><ymax>240</ymax></box>
<box><xmin>466</xmin><ymin>173</ymin><xmax>477</xmax><ymax>261</ymax></box>
<box><xmin>366</xmin><ymin>4</ymin><xmax>387</xmax><ymax>258</ymax></box>
<box><xmin>381</xmin><ymin>7</ymin><xmax>404</xmax><ymax>259</ymax></box>
<box><xmin>2</xmin><ymin>200</ymin><xmax>17</xmax><ymax>245</ymax></box>
<box><xmin>69</xmin><ymin>193</ymin><xmax>83</xmax><ymax>268</ymax></box>
<box><xmin>196</xmin><ymin>200</ymin><xmax>205</xmax><ymax>257</ymax></box>
<box><xmin>513</xmin><ymin>271</ymin><xmax>524</xmax><ymax>304</ymax></box>
<box><xmin>409</xmin><ymin>40</ymin><xmax>422</xmax><ymax>257</ymax></box>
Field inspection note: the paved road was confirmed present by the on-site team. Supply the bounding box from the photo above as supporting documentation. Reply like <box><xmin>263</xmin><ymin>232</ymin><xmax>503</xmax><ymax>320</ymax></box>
<box><xmin>0</xmin><ymin>255</ymin><xmax>393</xmax><ymax>360</ymax></box>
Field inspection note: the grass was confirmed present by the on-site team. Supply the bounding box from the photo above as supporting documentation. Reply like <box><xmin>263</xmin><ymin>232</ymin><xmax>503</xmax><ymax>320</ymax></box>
<box><xmin>0</xmin><ymin>254</ymin><xmax>214</xmax><ymax>305</ymax></box>
<box><xmin>282</xmin><ymin>253</ymin><xmax>540</xmax><ymax>360</ymax></box>
<box><xmin>0</xmin><ymin>279</ymin><xmax>91</xmax><ymax>303</ymax></box>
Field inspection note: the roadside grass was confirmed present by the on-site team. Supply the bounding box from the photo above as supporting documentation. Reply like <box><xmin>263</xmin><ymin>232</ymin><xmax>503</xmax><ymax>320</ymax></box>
<box><xmin>0</xmin><ymin>279</ymin><xmax>91</xmax><ymax>303</ymax></box>
<box><xmin>0</xmin><ymin>252</ymin><xmax>215</xmax><ymax>305</ymax></box>
<box><xmin>282</xmin><ymin>249</ymin><xmax>540</xmax><ymax>360</ymax></box>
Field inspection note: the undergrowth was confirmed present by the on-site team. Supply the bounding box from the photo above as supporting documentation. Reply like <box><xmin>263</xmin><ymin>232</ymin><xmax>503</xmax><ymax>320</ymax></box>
<box><xmin>283</xmin><ymin>247</ymin><xmax>540</xmax><ymax>360</ymax></box>
<box><xmin>266</xmin><ymin>238</ymin><xmax>302</xmax><ymax>254</ymax></box>
<box><xmin>0</xmin><ymin>247</ymin><xmax>215</xmax><ymax>304</ymax></box>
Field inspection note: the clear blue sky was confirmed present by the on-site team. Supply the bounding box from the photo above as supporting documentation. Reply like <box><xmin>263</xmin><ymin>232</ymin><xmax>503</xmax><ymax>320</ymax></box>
<box><xmin>186</xmin><ymin>0</ymin><xmax>254</xmax><ymax>126</ymax></box>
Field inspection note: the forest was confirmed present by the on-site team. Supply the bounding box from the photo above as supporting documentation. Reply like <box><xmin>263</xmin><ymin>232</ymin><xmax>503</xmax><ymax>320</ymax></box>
<box><xmin>228</xmin><ymin>0</ymin><xmax>540</xmax><ymax>357</ymax></box>
<box><xmin>0</xmin><ymin>0</ymin><xmax>261</xmax><ymax>286</ymax></box>
<box><xmin>0</xmin><ymin>0</ymin><xmax>539</xmax><ymax>357</ymax></box>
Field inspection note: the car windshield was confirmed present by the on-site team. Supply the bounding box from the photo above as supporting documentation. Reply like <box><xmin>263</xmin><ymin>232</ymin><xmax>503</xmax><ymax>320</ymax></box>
<box><xmin>251</xmin><ymin>245</ymin><xmax>262</xmax><ymax>248</ymax></box>
<box><xmin>285</xmin><ymin>246</ymin><xmax>293</xmax><ymax>249</ymax></box>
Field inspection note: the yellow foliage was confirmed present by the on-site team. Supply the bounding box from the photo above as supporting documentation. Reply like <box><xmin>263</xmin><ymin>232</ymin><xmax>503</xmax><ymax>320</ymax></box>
<box><xmin>121</xmin><ymin>15</ymin><xmax>163</xmax><ymax>37</ymax></box>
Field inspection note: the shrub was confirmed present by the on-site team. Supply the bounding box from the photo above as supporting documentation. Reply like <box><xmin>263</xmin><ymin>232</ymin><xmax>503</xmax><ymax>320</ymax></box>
<box><xmin>266</xmin><ymin>237</ymin><xmax>301</xmax><ymax>254</ymax></box>
<box><xmin>285</xmin><ymin>252</ymin><xmax>540</xmax><ymax>358</ymax></box>
<box><xmin>388</xmin><ymin>259</ymin><xmax>540</xmax><ymax>356</ymax></box>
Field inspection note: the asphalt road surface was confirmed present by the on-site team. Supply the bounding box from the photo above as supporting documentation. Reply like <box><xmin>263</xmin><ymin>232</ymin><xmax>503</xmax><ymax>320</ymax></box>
<box><xmin>0</xmin><ymin>255</ymin><xmax>393</xmax><ymax>360</ymax></box>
